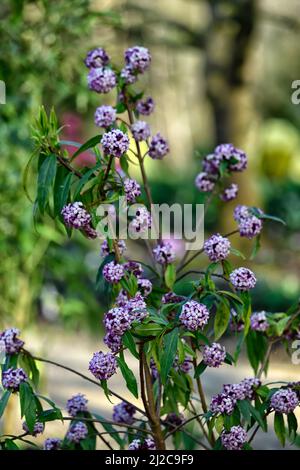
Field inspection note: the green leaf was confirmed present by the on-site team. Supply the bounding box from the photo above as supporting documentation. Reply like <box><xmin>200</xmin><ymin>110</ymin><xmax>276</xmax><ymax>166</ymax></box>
<box><xmin>214</xmin><ymin>299</ymin><xmax>230</xmax><ymax>340</ymax></box>
<box><xmin>217</xmin><ymin>290</ymin><xmax>243</xmax><ymax>305</ymax></box>
<box><xmin>69</xmin><ymin>135</ymin><xmax>101</xmax><ymax>161</ymax></box>
<box><xmin>249</xmin><ymin>403</ymin><xmax>267</xmax><ymax>432</ymax></box>
<box><xmin>73</xmin><ymin>162</ymin><xmax>101</xmax><ymax>200</ymax></box>
<box><xmin>93</xmin><ymin>412</ymin><xmax>124</xmax><ymax>448</ymax></box>
<box><xmin>133</xmin><ymin>323</ymin><xmax>164</xmax><ymax>337</ymax></box>
<box><xmin>274</xmin><ymin>412</ymin><xmax>286</xmax><ymax>446</ymax></box>
<box><xmin>120</xmin><ymin>154</ymin><xmax>129</xmax><ymax>174</ymax></box>
<box><xmin>194</xmin><ymin>361</ymin><xmax>207</xmax><ymax>378</ymax></box>
<box><xmin>164</xmin><ymin>264</ymin><xmax>176</xmax><ymax>289</ymax></box>
<box><xmin>19</xmin><ymin>354</ymin><xmax>40</xmax><ymax>388</ymax></box>
<box><xmin>37</xmin><ymin>154</ymin><xmax>57</xmax><ymax>215</ymax></box>
<box><xmin>53</xmin><ymin>168</ymin><xmax>72</xmax><ymax>216</ymax></box>
<box><xmin>0</xmin><ymin>390</ymin><xmax>11</xmax><ymax>418</ymax></box>
<box><xmin>215</xmin><ymin>415</ymin><xmax>224</xmax><ymax>435</ymax></box>
<box><xmin>122</xmin><ymin>331</ymin><xmax>139</xmax><ymax>359</ymax></box>
<box><xmin>230</xmin><ymin>247</ymin><xmax>246</xmax><ymax>260</ymax></box>
<box><xmin>250</xmin><ymin>235</ymin><xmax>261</xmax><ymax>260</ymax></box>
<box><xmin>117</xmin><ymin>354</ymin><xmax>138</xmax><ymax>398</ymax></box>
<box><xmin>287</xmin><ymin>412</ymin><xmax>298</xmax><ymax>439</ymax></box>
<box><xmin>160</xmin><ymin>328</ymin><xmax>179</xmax><ymax>384</ymax></box>
<box><xmin>19</xmin><ymin>382</ymin><xmax>37</xmax><ymax>433</ymax></box>
<box><xmin>237</xmin><ymin>400</ymin><xmax>251</xmax><ymax>425</ymax></box>
<box><xmin>5</xmin><ymin>440</ymin><xmax>20</xmax><ymax>450</ymax></box>
<box><xmin>38</xmin><ymin>408</ymin><xmax>63</xmax><ymax>422</ymax></box>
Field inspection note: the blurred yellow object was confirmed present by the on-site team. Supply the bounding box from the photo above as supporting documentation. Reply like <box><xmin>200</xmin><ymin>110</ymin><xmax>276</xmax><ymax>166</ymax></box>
<box><xmin>259</xmin><ymin>119</ymin><xmax>299</xmax><ymax>180</ymax></box>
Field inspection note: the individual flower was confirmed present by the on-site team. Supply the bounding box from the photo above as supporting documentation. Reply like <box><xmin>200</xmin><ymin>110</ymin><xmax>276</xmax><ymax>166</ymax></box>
<box><xmin>214</xmin><ymin>143</ymin><xmax>235</xmax><ymax>160</ymax></box>
<box><xmin>100</xmin><ymin>239</ymin><xmax>126</xmax><ymax>258</ymax></box>
<box><xmin>104</xmin><ymin>306</ymin><xmax>132</xmax><ymax>335</ymax></box>
<box><xmin>220</xmin><ymin>183</ymin><xmax>238</xmax><ymax>202</ymax></box>
<box><xmin>103</xmin><ymin>261</ymin><xmax>125</xmax><ymax>284</ymax></box>
<box><xmin>123</xmin><ymin>261</ymin><xmax>143</xmax><ymax>278</ymax></box>
<box><xmin>0</xmin><ymin>328</ymin><xmax>24</xmax><ymax>354</ymax></box>
<box><xmin>270</xmin><ymin>388</ymin><xmax>299</xmax><ymax>414</ymax></box>
<box><xmin>137</xmin><ymin>278</ymin><xmax>153</xmax><ymax>296</ymax></box>
<box><xmin>250</xmin><ymin>311</ymin><xmax>269</xmax><ymax>332</ymax></box>
<box><xmin>61</xmin><ymin>202</ymin><xmax>91</xmax><ymax>229</ymax></box>
<box><xmin>113</xmin><ymin>402</ymin><xmax>136</xmax><ymax>425</ymax></box>
<box><xmin>83</xmin><ymin>225</ymin><xmax>98</xmax><ymax>239</ymax></box>
<box><xmin>94</xmin><ymin>105</ymin><xmax>116</xmax><ymax>128</ymax></box>
<box><xmin>124</xmin><ymin>178</ymin><xmax>141</xmax><ymax>204</ymax></box>
<box><xmin>233</xmin><ymin>205</ymin><xmax>263</xmax><ymax>223</ymax></box>
<box><xmin>43</xmin><ymin>438</ymin><xmax>62</xmax><ymax>450</ymax></box>
<box><xmin>104</xmin><ymin>331</ymin><xmax>122</xmax><ymax>353</ymax></box>
<box><xmin>153</xmin><ymin>242</ymin><xmax>176</xmax><ymax>265</ymax></box>
<box><xmin>66</xmin><ymin>394</ymin><xmax>88</xmax><ymax>417</ymax></box>
<box><xmin>22</xmin><ymin>421</ymin><xmax>44</xmax><ymax>436</ymax></box>
<box><xmin>238</xmin><ymin>215</ymin><xmax>263</xmax><ymax>239</ymax></box>
<box><xmin>179</xmin><ymin>301</ymin><xmax>210</xmax><ymax>331</ymax></box>
<box><xmin>101</xmin><ymin>129</ymin><xmax>130</xmax><ymax>157</ymax></box>
<box><xmin>87</xmin><ymin>67</ymin><xmax>116</xmax><ymax>94</ymax></box>
<box><xmin>89</xmin><ymin>351</ymin><xmax>117</xmax><ymax>380</ymax></box>
<box><xmin>228</xmin><ymin>148</ymin><xmax>247</xmax><ymax>172</ymax></box>
<box><xmin>203</xmin><ymin>233</ymin><xmax>231</xmax><ymax>262</ymax></box>
<box><xmin>210</xmin><ymin>393</ymin><xmax>235</xmax><ymax>415</ymax></box>
<box><xmin>2</xmin><ymin>367</ymin><xmax>27</xmax><ymax>391</ymax></box>
<box><xmin>202</xmin><ymin>153</ymin><xmax>223</xmax><ymax>175</ymax></box>
<box><xmin>202</xmin><ymin>342</ymin><xmax>226</xmax><ymax>368</ymax></box>
<box><xmin>195</xmin><ymin>172</ymin><xmax>215</xmax><ymax>192</ymax></box>
<box><xmin>148</xmin><ymin>133</ymin><xmax>169</xmax><ymax>159</ymax></box>
<box><xmin>176</xmin><ymin>357</ymin><xmax>193</xmax><ymax>374</ymax></box>
<box><xmin>136</xmin><ymin>97</ymin><xmax>155</xmax><ymax>116</ymax></box>
<box><xmin>120</xmin><ymin>66</ymin><xmax>137</xmax><ymax>84</ymax></box>
<box><xmin>131</xmin><ymin>121</ymin><xmax>151</xmax><ymax>141</ymax></box>
<box><xmin>85</xmin><ymin>48</ymin><xmax>110</xmax><ymax>68</ymax></box>
<box><xmin>130</xmin><ymin>207</ymin><xmax>152</xmax><ymax>234</ymax></box>
<box><xmin>124</xmin><ymin>46</ymin><xmax>151</xmax><ymax>73</ymax></box>
<box><xmin>230</xmin><ymin>268</ymin><xmax>257</xmax><ymax>291</ymax></box>
<box><xmin>128</xmin><ymin>438</ymin><xmax>156</xmax><ymax>450</ymax></box>
<box><xmin>165</xmin><ymin>413</ymin><xmax>185</xmax><ymax>430</ymax></box>
<box><xmin>66</xmin><ymin>422</ymin><xmax>88</xmax><ymax>443</ymax></box>
<box><xmin>221</xmin><ymin>425</ymin><xmax>247</xmax><ymax>450</ymax></box>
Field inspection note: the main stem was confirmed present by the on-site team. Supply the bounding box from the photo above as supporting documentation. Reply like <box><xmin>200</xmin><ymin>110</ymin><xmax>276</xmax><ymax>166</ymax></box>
<box><xmin>139</xmin><ymin>344</ymin><xmax>166</xmax><ymax>450</ymax></box>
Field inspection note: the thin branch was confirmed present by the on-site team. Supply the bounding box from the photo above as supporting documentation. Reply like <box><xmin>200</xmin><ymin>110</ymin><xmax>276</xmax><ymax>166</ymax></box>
<box><xmin>62</xmin><ymin>416</ymin><xmax>154</xmax><ymax>435</ymax></box>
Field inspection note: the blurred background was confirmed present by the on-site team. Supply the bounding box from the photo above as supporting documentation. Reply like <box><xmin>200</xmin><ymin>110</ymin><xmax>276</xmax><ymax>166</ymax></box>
<box><xmin>1</xmin><ymin>0</ymin><xmax>300</xmax><ymax>449</ymax></box>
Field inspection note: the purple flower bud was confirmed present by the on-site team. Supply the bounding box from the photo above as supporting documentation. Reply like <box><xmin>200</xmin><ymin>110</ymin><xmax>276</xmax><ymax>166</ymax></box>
<box><xmin>148</xmin><ymin>133</ymin><xmax>169</xmax><ymax>159</ymax></box>
<box><xmin>238</xmin><ymin>215</ymin><xmax>263</xmax><ymax>239</ymax></box>
<box><xmin>94</xmin><ymin>105</ymin><xmax>116</xmax><ymax>128</ymax></box>
<box><xmin>195</xmin><ymin>172</ymin><xmax>215</xmax><ymax>192</ymax></box>
<box><xmin>113</xmin><ymin>401</ymin><xmax>136</xmax><ymax>425</ymax></box>
<box><xmin>153</xmin><ymin>242</ymin><xmax>176</xmax><ymax>265</ymax></box>
<box><xmin>104</xmin><ymin>331</ymin><xmax>122</xmax><ymax>353</ymax></box>
<box><xmin>203</xmin><ymin>233</ymin><xmax>231</xmax><ymax>262</ymax></box>
<box><xmin>129</xmin><ymin>207</ymin><xmax>152</xmax><ymax>234</ymax></box>
<box><xmin>137</xmin><ymin>278</ymin><xmax>152</xmax><ymax>296</ymax></box>
<box><xmin>87</xmin><ymin>67</ymin><xmax>116</xmax><ymax>94</ymax></box>
<box><xmin>136</xmin><ymin>97</ymin><xmax>155</xmax><ymax>116</ymax></box>
<box><xmin>250</xmin><ymin>311</ymin><xmax>269</xmax><ymax>332</ymax></box>
<box><xmin>85</xmin><ymin>48</ymin><xmax>110</xmax><ymax>68</ymax></box>
<box><xmin>61</xmin><ymin>202</ymin><xmax>91</xmax><ymax>229</ymax></box>
<box><xmin>126</xmin><ymin>293</ymin><xmax>148</xmax><ymax>322</ymax></box>
<box><xmin>179</xmin><ymin>301</ymin><xmax>210</xmax><ymax>331</ymax></box>
<box><xmin>214</xmin><ymin>143</ymin><xmax>235</xmax><ymax>159</ymax></box>
<box><xmin>131</xmin><ymin>120</ymin><xmax>151</xmax><ymax>142</ymax></box>
<box><xmin>210</xmin><ymin>393</ymin><xmax>235</xmax><ymax>415</ymax></box>
<box><xmin>66</xmin><ymin>421</ymin><xmax>88</xmax><ymax>443</ymax></box>
<box><xmin>230</xmin><ymin>267</ymin><xmax>257</xmax><ymax>291</ymax></box>
<box><xmin>100</xmin><ymin>239</ymin><xmax>126</xmax><ymax>258</ymax></box>
<box><xmin>271</xmin><ymin>388</ymin><xmax>299</xmax><ymax>414</ymax></box>
<box><xmin>2</xmin><ymin>367</ymin><xmax>27</xmax><ymax>391</ymax></box>
<box><xmin>43</xmin><ymin>438</ymin><xmax>62</xmax><ymax>450</ymax></box>
<box><xmin>202</xmin><ymin>342</ymin><xmax>226</xmax><ymax>367</ymax></box>
<box><xmin>228</xmin><ymin>148</ymin><xmax>247</xmax><ymax>172</ymax></box>
<box><xmin>202</xmin><ymin>153</ymin><xmax>223</xmax><ymax>175</ymax></box>
<box><xmin>22</xmin><ymin>421</ymin><xmax>44</xmax><ymax>436</ymax></box>
<box><xmin>0</xmin><ymin>328</ymin><xmax>24</xmax><ymax>354</ymax></box>
<box><xmin>221</xmin><ymin>425</ymin><xmax>247</xmax><ymax>450</ymax></box>
<box><xmin>124</xmin><ymin>178</ymin><xmax>141</xmax><ymax>204</ymax></box>
<box><xmin>220</xmin><ymin>183</ymin><xmax>238</xmax><ymax>202</ymax></box>
<box><xmin>120</xmin><ymin>66</ymin><xmax>137</xmax><ymax>84</ymax></box>
<box><xmin>162</xmin><ymin>292</ymin><xmax>185</xmax><ymax>304</ymax></box>
<box><xmin>165</xmin><ymin>413</ymin><xmax>185</xmax><ymax>429</ymax></box>
<box><xmin>103</xmin><ymin>261</ymin><xmax>125</xmax><ymax>284</ymax></box>
<box><xmin>128</xmin><ymin>438</ymin><xmax>156</xmax><ymax>450</ymax></box>
<box><xmin>104</xmin><ymin>306</ymin><xmax>132</xmax><ymax>335</ymax></box>
<box><xmin>89</xmin><ymin>351</ymin><xmax>117</xmax><ymax>380</ymax></box>
<box><xmin>66</xmin><ymin>394</ymin><xmax>88</xmax><ymax>417</ymax></box>
<box><xmin>124</xmin><ymin>46</ymin><xmax>151</xmax><ymax>73</ymax></box>
<box><xmin>123</xmin><ymin>261</ymin><xmax>144</xmax><ymax>278</ymax></box>
<box><xmin>101</xmin><ymin>129</ymin><xmax>130</xmax><ymax>157</ymax></box>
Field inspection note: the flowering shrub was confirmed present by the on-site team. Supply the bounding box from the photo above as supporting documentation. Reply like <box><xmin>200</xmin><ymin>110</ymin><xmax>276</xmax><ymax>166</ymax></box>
<box><xmin>1</xmin><ymin>45</ymin><xmax>299</xmax><ymax>451</ymax></box>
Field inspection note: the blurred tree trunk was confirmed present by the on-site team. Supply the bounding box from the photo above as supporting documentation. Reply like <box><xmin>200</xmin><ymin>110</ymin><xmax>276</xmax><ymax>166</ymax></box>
<box><xmin>204</xmin><ymin>0</ymin><xmax>261</xmax><ymax>233</ymax></box>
